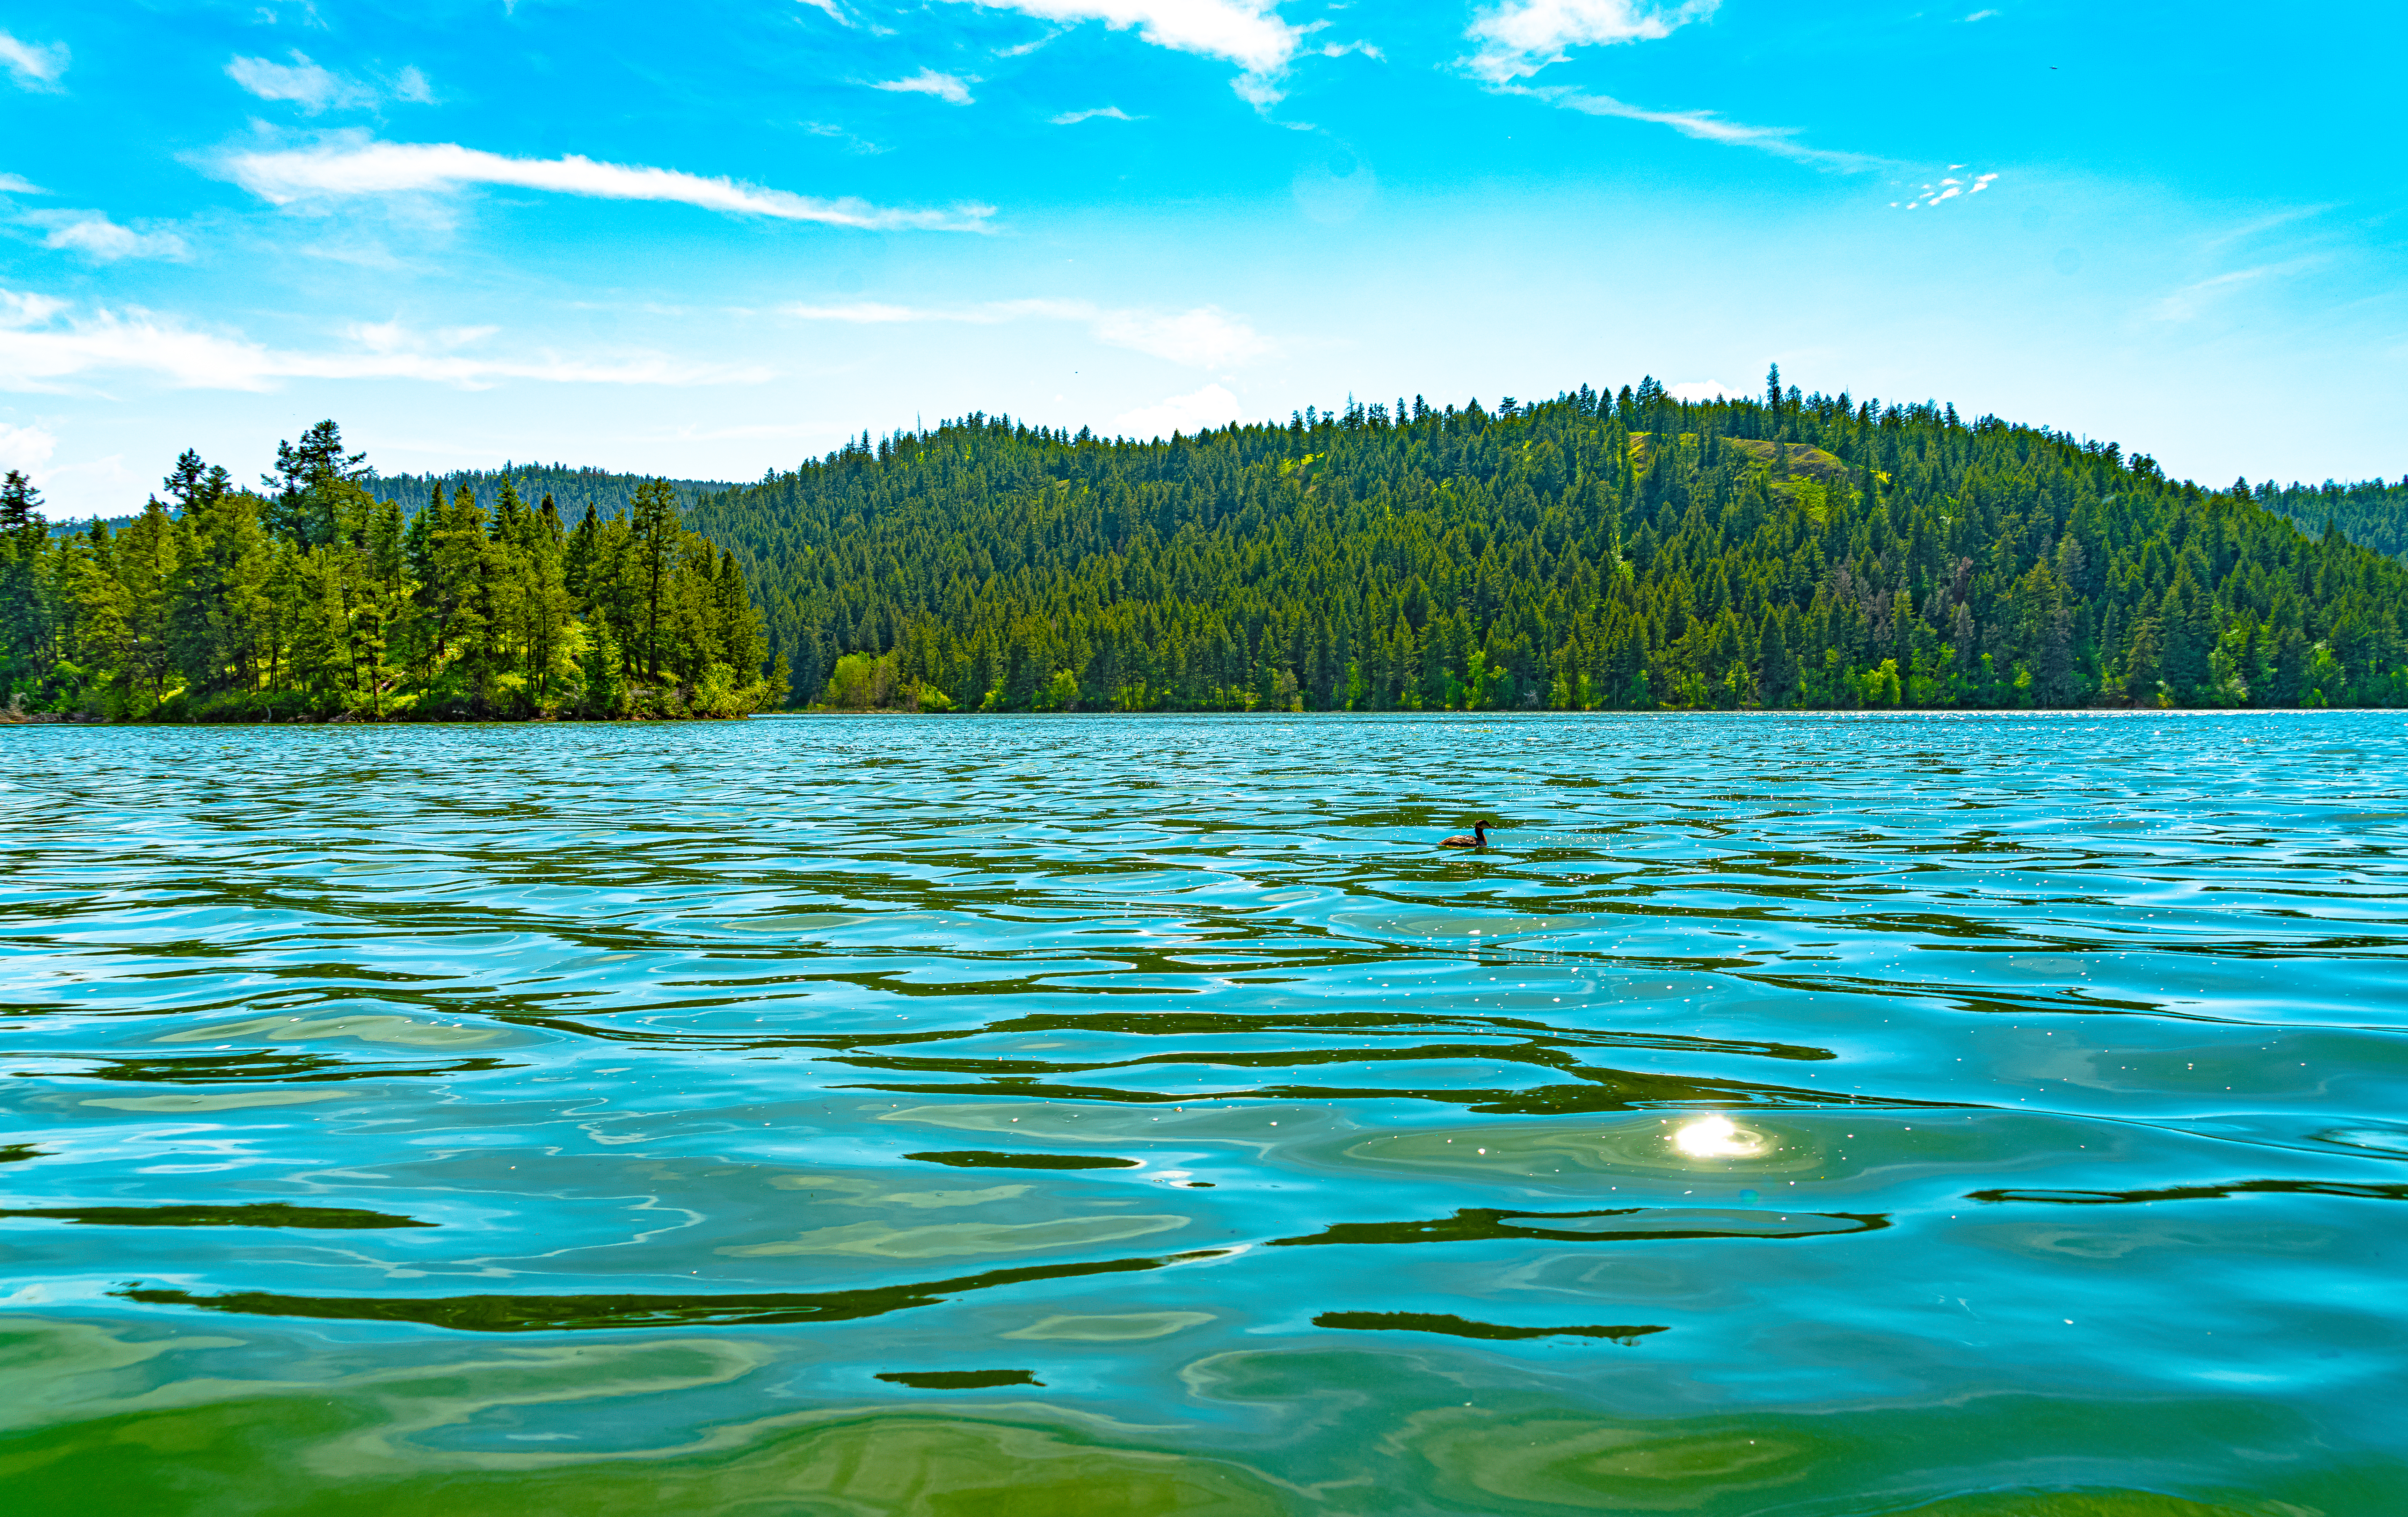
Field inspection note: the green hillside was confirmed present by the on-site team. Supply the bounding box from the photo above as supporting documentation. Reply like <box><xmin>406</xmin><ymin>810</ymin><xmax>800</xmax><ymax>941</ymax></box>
<box><xmin>364</xmin><ymin>465</ymin><xmax>736</xmax><ymax>522</ymax></box>
<box><xmin>2257</xmin><ymin>477</ymin><xmax>2408</xmax><ymax>561</ymax></box>
<box><xmin>7</xmin><ymin>377</ymin><xmax>2405</xmax><ymax>720</ymax></box>
<box><xmin>686</xmin><ymin>378</ymin><xmax>2408</xmax><ymax>712</ymax></box>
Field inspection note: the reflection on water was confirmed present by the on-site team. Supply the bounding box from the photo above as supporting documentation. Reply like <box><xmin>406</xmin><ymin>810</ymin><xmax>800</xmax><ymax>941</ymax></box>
<box><xmin>1671</xmin><ymin>1113</ymin><xmax>1768</xmax><ymax>1158</ymax></box>
<box><xmin>3</xmin><ymin>711</ymin><xmax>2405</xmax><ymax>1513</ymax></box>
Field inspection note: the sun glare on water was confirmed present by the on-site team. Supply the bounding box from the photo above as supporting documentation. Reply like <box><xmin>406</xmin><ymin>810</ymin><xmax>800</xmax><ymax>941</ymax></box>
<box><xmin>1672</xmin><ymin>1114</ymin><xmax>1769</xmax><ymax>1159</ymax></box>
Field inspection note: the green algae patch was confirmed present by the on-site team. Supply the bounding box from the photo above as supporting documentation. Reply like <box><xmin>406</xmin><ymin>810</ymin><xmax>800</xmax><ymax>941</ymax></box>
<box><xmin>0</xmin><ymin>1203</ymin><xmax>430</xmax><ymax>1229</ymax></box>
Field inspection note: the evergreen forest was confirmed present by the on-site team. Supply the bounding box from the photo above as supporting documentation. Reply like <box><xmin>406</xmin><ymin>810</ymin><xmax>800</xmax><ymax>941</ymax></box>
<box><xmin>5</xmin><ymin>371</ymin><xmax>2406</xmax><ymax>720</ymax></box>
<box><xmin>362</xmin><ymin>466</ymin><xmax>735</xmax><ymax>524</ymax></box>
<box><xmin>0</xmin><ymin>423</ymin><xmax>778</xmax><ymax>721</ymax></box>
<box><xmin>2258</xmin><ymin>477</ymin><xmax>2408</xmax><ymax>562</ymax></box>
<box><xmin>693</xmin><ymin>371</ymin><xmax>2408</xmax><ymax>713</ymax></box>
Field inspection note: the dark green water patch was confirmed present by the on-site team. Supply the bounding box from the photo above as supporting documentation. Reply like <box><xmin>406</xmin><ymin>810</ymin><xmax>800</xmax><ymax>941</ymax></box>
<box><xmin>839</xmin><ymin>1074</ymin><xmax>1949</xmax><ymax>1114</ymax></box>
<box><xmin>114</xmin><ymin>1248</ymin><xmax>1235</xmax><ymax>1331</ymax></box>
<box><xmin>1970</xmin><ymin>1179</ymin><xmax>2408</xmax><ymax>1206</ymax></box>
<box><xmin>874</xmin><ymin>1369</ymin><xmax>1042</xmax><ymax>1389</ymax></box>
<box><xmin>1269</xmin><ymin>1207</ymin><xmax>1888</xmax><ymax>1248</ymax></box>
<box><xmin>73</xmin><ymin>1052</ymin><xmax>519</xmax><ymax>1084</ymax></box>
<box><xmin>1314</xmin><ymin>1311</ymin><xmax>1668</xmax><ymax>1345</ymax></box>
<box><xmin>903</xmin><ymin>1150</ymin><xmax>1140</xmax><ymax>1170</ymax></box>
<box><xmin>1</xmin><ymin>1203</ymin><xmax>432</xmax><ymax>1229</ymax></box>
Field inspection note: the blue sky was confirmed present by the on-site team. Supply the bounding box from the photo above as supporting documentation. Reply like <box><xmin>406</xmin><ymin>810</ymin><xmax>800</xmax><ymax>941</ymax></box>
<box><xmin>2</xmin><ymin>0</ymin><xmax>2400</xmax><ymax>515</ymax></box>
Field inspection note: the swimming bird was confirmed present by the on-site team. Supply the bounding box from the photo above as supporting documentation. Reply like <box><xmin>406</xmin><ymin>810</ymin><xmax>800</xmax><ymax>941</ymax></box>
<box><xmin>1439</xmin><ymin>821</ymin><xmax>1489</xmax><ymax>849</ymax></box>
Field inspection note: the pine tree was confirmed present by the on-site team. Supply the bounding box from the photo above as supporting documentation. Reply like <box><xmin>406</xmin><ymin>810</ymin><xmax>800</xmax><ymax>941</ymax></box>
<box><xmin>629</xmin><ymin>479</ymin><xmax>679</xmax><ymax>682</ymax></box>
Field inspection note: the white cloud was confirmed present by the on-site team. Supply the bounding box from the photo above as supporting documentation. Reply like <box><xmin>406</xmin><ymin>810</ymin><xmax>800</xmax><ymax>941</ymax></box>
<box><xmin>1051</xmin><ymin>105</ymin><xmax>1137</xmax><ymax>124</ymax></box>
<box><xmin>781</xmin><ymin>297</ymin><xmax>1269</xmax><ymax>367</ymax></box>
<box><xmin>1112</xmin><ymin>383</ymin><xmax>1244</xmax><ymax>438</ymax></box>
<box><xmin>0</xmin><ymin>289</ymin><xmax>772</xmax><ymax>393</ymax></box>
<box><xmin>796</xmin><ymin>0</ymin><xmax>860</xmax><ymax>25</ymax></box>
<box><xmin>0</xmin><ymin>420</ymin><xmax>56</xmax><ymax>476</ymax></box>
<box><xmin>21</xmin><ymin>210</ymin><xmax>189</xmax><ymax>261</ymax></box>
<box><xmin>221</xmin><ymin>138</ymin><xmax>993</xmax><ymax>231</ymax></box>
<box><xmin>1896</xmin><ymin>171</ymin><xmax>1997</xmax><ymax>208</ymax></box>
<box><xmin>871</xmin><ymin>68</ymin><xmax>975</xmax><ymax>105</ymax></box>
<box><xmin>0</xmin><ymin>173</ymin><xmax>47</xmax><ymax>194</ymax></box>
<box><xmin>1465</xmin><ymin>0</ymin><xmax>1715</xmax><ymax>83</ymax></box>
<box><xmin>0</xmin><ymin>29</ymin><xmax>69</xmax><ymax>90</ymax></box>
<box><xmin>964</xmin><ymin>0</ymin><xmax>1302</xmax><ymax>94</ymax></box>
<box><xmin>0</xmin><ymin>290</ymin><xmax>68</xmax><ymax>326</ymax></box>
<box><xmin>1083</xmin><ymin>303</ymin><xmax>1266</xmax><ymax>366</ymax></box>
<box><xmin>1963</xmin><ymin>9</ymin><xmax>1998</xmax><ymax>20</ymax></box>
<box><xmin>1507</xmin><ymin>84</ymin><xmax>1881</xmax><ymax>169</ymax></box>
<box><xmin>227</xmin><ymin>50</ymin><xmax>375</xmax><ymax>111</ymax></box>
<box><xmin>1461</xmin><ymin>0</ymin><xmax>1864</xmax><ymax>169</ymax></box>
<box><xmin>392</xmin><ymin>65</ymin><xmax>434</xmax><ymax>104</ymax></box>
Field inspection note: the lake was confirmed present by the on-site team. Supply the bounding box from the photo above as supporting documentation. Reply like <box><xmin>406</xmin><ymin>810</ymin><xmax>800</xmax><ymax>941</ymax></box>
<box><xmin>3</xmin><ymin>711</ymin><xmax>2404</xmax><ymax>1515</ymax></box>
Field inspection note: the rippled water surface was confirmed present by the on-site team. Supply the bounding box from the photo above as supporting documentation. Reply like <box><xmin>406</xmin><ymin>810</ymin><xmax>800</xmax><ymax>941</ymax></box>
<box><xmin>6</xmin><ymin>712</ymin><xmax>2407</xmax><ymax>1515</ymax></box>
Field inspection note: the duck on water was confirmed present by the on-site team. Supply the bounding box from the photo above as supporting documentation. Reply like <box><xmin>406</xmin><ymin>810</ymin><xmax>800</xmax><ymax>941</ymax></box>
<box><xmin>1440</xmin><ymin>821</ymin><xmax>1490</xmax><ymax>849</ymax></box>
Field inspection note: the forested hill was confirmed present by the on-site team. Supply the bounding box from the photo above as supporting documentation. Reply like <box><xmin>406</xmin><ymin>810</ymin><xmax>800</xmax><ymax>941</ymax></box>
<box><xmin>365</xmin><ymin>466</ymin><xmax>735</xmax><ymax>521</ymax></box>
<box><xmin>2258</xmin><ymin>477</ymin><xmax>2408</xmax><ymax>561</ymax></box>
<box><xmin>686</xmin><ymin>379</ymin><xmax>2408</xmax><ymax>712</ymax></box>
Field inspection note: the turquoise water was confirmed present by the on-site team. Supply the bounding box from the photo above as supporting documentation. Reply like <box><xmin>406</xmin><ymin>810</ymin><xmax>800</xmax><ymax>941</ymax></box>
<box><xmin>3</xmin><ymin>712</ymin><xmax>2404</xmax><ymax>1515</ymax></box>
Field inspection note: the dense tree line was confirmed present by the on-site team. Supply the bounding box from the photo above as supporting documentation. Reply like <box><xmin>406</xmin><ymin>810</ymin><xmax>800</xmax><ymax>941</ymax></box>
<box><xmin>41</xmin><ymin>466</ymin><xmax>738</xmax><ymax>546</ymax></box>
<box><xmin>363</xmin><ymin>465</ymin><xmax>735</xmax><ymax>525</ymax></box>
<box><xmin>2258</xmin><ymin>477</ymin><xmax>2408</xmax><ymax>561</ymax></box>
<box><xmin>687</xmin><ymin>369</ymin><xmax>2408</xmax><ymax>712</ymax></box>
<box><xmin>0</xmin><ymin>423</ymin><xmax>779</xmax><ymax>721</ymax></box>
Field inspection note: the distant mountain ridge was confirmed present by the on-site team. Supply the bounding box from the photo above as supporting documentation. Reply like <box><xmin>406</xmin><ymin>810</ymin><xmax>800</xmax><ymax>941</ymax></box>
<box><xmin>2257</xmin><ymin>478</ymin><xmax>2408</xmax><ymax>561</ymax></box>
<box><xmin>44</xmin><ymin>464</ymin><xmax>741</xmax><ymax>541</ymax></box>
<box><xmin>362</xmin><ymin>465</ymin><xmax>739</xmax><ymax>521</ymax></box>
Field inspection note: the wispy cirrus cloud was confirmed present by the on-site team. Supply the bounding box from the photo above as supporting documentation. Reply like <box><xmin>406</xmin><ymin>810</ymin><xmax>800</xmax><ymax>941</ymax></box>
<box><xmin>220</xmin><ymin>137</ymin><xmax>994</xmax><ymax>231</ymax></box>
<box><xmin>0</xmin><ymin>28</ymin><xmax>69</xmax><ymax>91</ymax></box>
<box><xmin>1051</xmin><ymin>105</ymin><xmax>1137</xmax><ymax>124</ymax></box>
<box><xmin>0</xmin><ymin>173</ymin><xmax>47</xmax><ymax>195</ymax></box>
<box><xmin>1464</xmin><ymin>0</ymin><xmax>1716</xmax><ymax>84</ymax></box>
<box><xmin>783</xmin><ymin>297</ymin><xmax>1269</xmax><ymax>367</ymax></box>
<box><xmin>0</xmin><ymin>288</ymin><xmax>770</xmax><ymax>393</ymax></box>
<box><xmin>871</xmin><ymin>68</ymin><xmax>975</xmax><ymax>105</ymax></box>
<box><xmin>962</xmin><ymin>0</ymin><xmax>1303</xmax><ymax>101</ymax></box>
<box><xmin>1505</xmin><ymin>84</ymin><xmax>1884</xmax><ymax>169</ymax></box>
<box><xmin>1460</xmin><ymin>3</ymin><xmax>1878</xmax><ymax>169</ymax></box>
<box><xmin>227</xmin><ymin>51</ymin><xmax>376</xmax><ymax>112</ymax></box>
<box><xmin>2150</xmin><ymin>258</ymin><xmax>2320</xmax><ymax>324</ymax></box>
<box><xmin>20</xmin><ymin>210</ymin><xmax>189</xmax><ymax>261</ymax></box>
